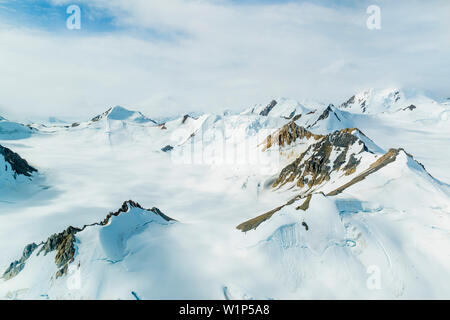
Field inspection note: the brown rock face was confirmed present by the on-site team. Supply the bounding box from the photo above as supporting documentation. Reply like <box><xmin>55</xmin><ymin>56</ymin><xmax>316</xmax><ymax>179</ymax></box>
<box><xmin>272</xmin><ymin>128</ymin><xmax>367</xmax><ymax>190</ymax></box>
<box><xmin>263</xmin><ymin>121</ymin><xmax>323</xmax><ymax>151</ymax></box>
<box><xmin>236</xmin><ymin>205</ymin><xmax>285</xmax><ymax>232</ymax></box>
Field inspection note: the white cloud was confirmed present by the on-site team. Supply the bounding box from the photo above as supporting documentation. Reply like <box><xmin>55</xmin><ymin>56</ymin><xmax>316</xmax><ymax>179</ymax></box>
<box><xmin>0</xmin><ymin>0</ymin><xmax>449</xmax><ymax>121</ymax></box>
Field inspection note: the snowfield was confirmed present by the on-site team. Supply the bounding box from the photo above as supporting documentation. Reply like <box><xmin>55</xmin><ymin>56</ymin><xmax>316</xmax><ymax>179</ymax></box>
<box><xmin>0</xmin><ymin>88</ymin><xmax>449</xmax><ymax>299</ymax></box>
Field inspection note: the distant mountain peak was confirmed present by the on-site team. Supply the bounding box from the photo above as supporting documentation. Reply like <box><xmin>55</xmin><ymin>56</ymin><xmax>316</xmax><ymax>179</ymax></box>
<box><xmin>339</xmin><ymin>88</ymin><xmax>405</xmax><ymax>114</ymax></box>
<box><xmin>259</xmin><ymin>100</ymin><xmax>278</xmax><ymax>116</ymax></box>
<box><xmin>91</xmin><ymin>106</ymin><xmax>156</xmax><ymax>124</ymax></box>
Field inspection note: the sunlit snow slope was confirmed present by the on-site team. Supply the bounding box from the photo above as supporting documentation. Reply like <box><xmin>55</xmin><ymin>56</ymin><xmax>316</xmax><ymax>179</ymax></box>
<box><xmin>0</xmin><ymin>90</ymin><xmax>449</xmax><ymax>299</ymax></box>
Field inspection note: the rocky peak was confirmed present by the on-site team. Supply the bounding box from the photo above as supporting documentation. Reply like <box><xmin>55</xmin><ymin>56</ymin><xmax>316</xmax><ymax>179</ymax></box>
<box><xmin>91</xmin><ymin>107</ymin><xmax>112</xmax><ymax>122</ymax></box>
<box><xmin>403</xmin><ymin>104</ymin><xmax>417</xmax><ymax>111</ymax></box>
<box><xmin>306</xmin><ymin>104</ymin><xmax>343</xmax><ymax>130</ymax></box>
<box><xmin>264</xmin><ymin>121</ymin><xmax>323</xmax><ymax>150</ymax></box>
<box><xmin>272</xmin><ymin>128</ymin><xmax>370</xmax><ymax>190</ymax></box>
<box><xmin>238</xmin><ymin>146</ymin><xmax>428</xmax><ymax>233</ymax></box>
<box><xmin>2</xmin><ymin>201</ymin><xmax>174</xmax><ymax>280</ymax></box>
<box><xmin>259</xmin><ymin>100</ymin><xmax>278</xmax><ymax>116</ymax></box>
<box><xmin>0</xmin><ymin>144</ymin><xmax>37</xmax><ymax>178</ymax></box>
<box><xmin>317</xmin><ymin>104</ymin><xmax>339</xmax><ymax>121</ymax></box>
<box><xmin>182</xmin><ymin>114</ymin><xmax>191</xmax><ymax>124</ymax></box>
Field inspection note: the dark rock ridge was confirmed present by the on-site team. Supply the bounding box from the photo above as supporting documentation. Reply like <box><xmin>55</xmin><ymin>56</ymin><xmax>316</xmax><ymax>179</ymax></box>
<box><xmin>259</xmin><ymin>100</ymin><xmax>278</xmax><ymax>116</ymax></box>
<box><xmin>91</xmin><ymin>107</ymin><xmax>112</xmax><ymax>122</ymax></box>
<box><xmin>161</xmin><ymin>145</ymin><xmax>174</xmax><ymax>152</ymax></box>
<box><xmin>340</xmin><ymin>95</ymin><xmax>356</xmax><ymax>109</ymax></box>
<box><xmin>403</xmin><ymin>105</ymin><xmax>416</xmax><ymax>111</ymax></box>
<box><xmin>182</xmin><ymin>114</ymin><xmax>190</xmax><ymax>124</ymax></box>
<box><xmin>306</xmin><ymin>104</ymin><xmax>342</xmax><ymax>129</ymax></box>
<box><xmin>2</xmin><ymin>201</ymin><xmax>174</xmax><ymax>280</ymax></box>
<box><xmin>181</xmin><ymin>114</ymin><xmax>199</xmax><ymax>124</ymax></box>
<box><xmin>340</xmin><ymin>95</ymin><xmax>368</xmax><ymax>112</ymax></box>
<box><xmin>0</xmin><ymin>144</ymin><xmax>37</xmax><ymax>178</ymax></box>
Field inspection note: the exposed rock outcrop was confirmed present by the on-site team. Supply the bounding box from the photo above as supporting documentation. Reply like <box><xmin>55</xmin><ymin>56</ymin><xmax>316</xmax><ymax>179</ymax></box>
<box><xmin>263</xmin><ymin>121</ymin><xmax>323</xmax><ymax>151</ymax></box>
<box><xmin>236</xmin><ymin>204</ymin><xmax>285</xmax><ymax>232</ymax></box>
<box><xmin>326</xmin><ymin>148</ymin><xmax>401</xmax><ymax>196</ymax></box>
<box><xmin>35</xmin><ymin>226</ymin><xmax>81</xmax><ymax>278</ymax></box>
<box><xmin>0</xmin><ymin>144</ymin><xmax>37</xmax><ymax>178</ymax></box>
<box><xmin>237</xmin><ymin>147</ymin><xmax>420</xmax><ymax>232</ymax></box>
<box><xmin>2</xmin><ymin>201</ymin><xmax>174</xmax><ymax>280</ymax></box>
<box><xmin>161</xmin><ymin>145</ymin><xmax>174</xmax><ymax>152</ymax></box>
<box><xmin>91</xmin><ymin>108</ymin><xmax>112</xmax><ymax>122</ymax></box>
<box><xmin>259</xmin><ymin>100</ymin><xmax>278</xmax><ymax>116</ymax></box>
<box><xmin>2</xmin><ymin>243</ymin><xmax>38</xmax><ymax>280</ymax></box>
<box><xmin>403</xmin><ymin>105</ymin><xmax>416</xmax><ymax>111</ymax></box>
<box><xmin>272</xmin><ymin>128</ymin><xmax>368</xmax><ymax>190</ymax></box>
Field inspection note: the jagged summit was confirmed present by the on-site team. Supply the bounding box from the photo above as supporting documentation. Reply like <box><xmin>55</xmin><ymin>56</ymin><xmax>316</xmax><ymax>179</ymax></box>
<box><xmin>90</xmin><ymin>106</ymin><xmax>156</xmax><ymax>124</ymax></box>
<box><xmin>339</xmin><ymin>88</ymin><xmax>404</xmax><ymax>114</ymax></box>
<box><xmin>2</xmin><ymin>201</ymin><xmax>175</xmax><ymax>281</ymax></box>
<box><xmin>337</xmin><ymin>87</ymin><xmax>446</xmax><ymax>116</ymax></box>
<box><xmin>263</xmin><ymin>121</ymin><xmax>323</xmax><ymax>151</ymax></box>
<box><xmin>244</xmin><ymin>97</ymin><xmax>314</xmax><ymax>119</ymax></box>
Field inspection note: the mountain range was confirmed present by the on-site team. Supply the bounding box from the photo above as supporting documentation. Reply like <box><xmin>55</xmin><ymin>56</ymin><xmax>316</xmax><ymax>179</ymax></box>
<box><xmin>0</xmin><ymin>87</ymin><xmax>449</xmax><ymax>299</ymax></box>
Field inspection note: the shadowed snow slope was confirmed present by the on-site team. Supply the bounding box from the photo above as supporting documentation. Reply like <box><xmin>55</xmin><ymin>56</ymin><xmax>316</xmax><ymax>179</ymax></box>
<box><xmin>0</xmin><ymin>118</ymin><xmax>34</xmax><ymax>140</ymax></box>
<box><xmin>1</xmin><ymin>201</ymin><xmax>177</xmax><ymax>299</ymax></box>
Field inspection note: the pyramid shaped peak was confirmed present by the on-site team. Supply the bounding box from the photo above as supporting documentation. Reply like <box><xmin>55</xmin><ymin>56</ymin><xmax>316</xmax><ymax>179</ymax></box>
<box><xmin>91</xmin><ymin>106</ymin><xmax>156</xmax><ymax>124</ymax></box>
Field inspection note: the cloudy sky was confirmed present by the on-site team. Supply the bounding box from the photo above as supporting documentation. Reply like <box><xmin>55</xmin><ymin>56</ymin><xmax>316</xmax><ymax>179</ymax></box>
<box><xmin>0</xmin><ymin>0</ymin><xmax>449</xmax><ymax>121</ymax></box>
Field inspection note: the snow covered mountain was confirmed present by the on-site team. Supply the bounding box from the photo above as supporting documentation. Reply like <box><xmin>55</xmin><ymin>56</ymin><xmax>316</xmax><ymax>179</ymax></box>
<box><xmin>236</xmin><ymin>146</ymin><xmax>450</xmax><ymax>298</ymax></box>
<box><xmin>242</xmin><ymin>97</ymin><xmax>317</xmax><ymax>119</ymax></box>
<box><xmin>89</xmin><ymin>106</ymin><xmax>156</xmax><ymax>124</ymax></box>
<box><xmin>0</xmin><ymin>88</ymin><xmax>449</xmax><ymax>299</ymax></box>
<box><xmin>0</xmin><ymin>117</ymin><xmax>35</xmax><ymax>140</ymax></box>
<box><xmin>339</xmin><ymin>88</ymin><xmax>405</xmax><ymax>114</ymax></box>
<box><xmin>0</xmin><ymin>144</ymin><xmax>37</xmax><ymax>188</ymax></box>
<box><xmin>338</xmin><ymin>88</ymin><xmax>450</xmax><ymax>127</ymax></box>
<box><xmin>1</xmin><ymin>201</ymin><xmax>176</xmax><ymax>299</ymax></box>
<box><xmin>265</xmin><ymin>125</ymin><xmax>386</xmax><ymax>195</ymax></box>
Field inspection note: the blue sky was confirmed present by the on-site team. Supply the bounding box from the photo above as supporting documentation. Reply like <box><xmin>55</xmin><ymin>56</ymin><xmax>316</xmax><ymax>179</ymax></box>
<box><xmin>0</xmin><ymin>0</ymin><xmax>118</xmax><ymax>33</ymax></box>
<box><xmin>0</xmin><ymin>0</ymin><xmax>449</xmax><ymax>121</ymax></box>
<box><xmin>0</xmin><ymin>0</ymin><xmax>368</xmax><ymax>32</ymax></box>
